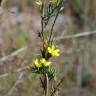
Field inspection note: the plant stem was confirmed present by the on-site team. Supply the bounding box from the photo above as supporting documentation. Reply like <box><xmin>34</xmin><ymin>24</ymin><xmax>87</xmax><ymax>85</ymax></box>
<box><xmin>49</xmin><ymin>11</ymin><xmax>59</xmax><ymax>43</ymax></box>
<box><xmin>44</xmin><ymin>73</ymin><xmax>49</xmax><ymax>96</ymax></box>
<box><xmin>49</xmin><ymin>0</ymin><xmax>64</xmax><ymax>43</ymax></box>
<box><xmin>41</xmin><ymin>1</ymin><xmax>44</xmax><ymax>41</ymax></box>
<box><xmin>50</xmin><ymin>76</ymin><xmax>65</xmax><ymax>96</ymax></box>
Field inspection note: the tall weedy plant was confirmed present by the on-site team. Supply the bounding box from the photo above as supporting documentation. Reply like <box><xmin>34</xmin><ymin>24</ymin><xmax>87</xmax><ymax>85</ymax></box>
<box><xmin>32</xmin><ymin>0</ymin><xmax>64</xmax><ymax>96</ymax></box>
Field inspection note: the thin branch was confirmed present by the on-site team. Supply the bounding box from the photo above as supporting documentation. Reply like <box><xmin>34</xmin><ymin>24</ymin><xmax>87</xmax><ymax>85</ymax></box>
<box><xmin>55</xmin><ymin>30</ymin><xmax>96</xmax><ymax>40</ymax></box>
<box><xmin>50</xmin><ymin>76</ymin><xmax>65</xmax><ymax>96</ymax></box>
<box><xmin>41</xmin><ymin>2</ymin><xmax>45</xmax><ymax>41</ymax></box>
<box><xmin>49</xmin><ymin>0</ymin><xmax>64</xmax><ymax>42</ymax></box>
<box><xmin>0</xmin><ymin>47</ymin><xmax>27</xmax><ymax>63</ymax></box>
<box><xmin>0</xmin><ymin>64</ymin><xmax>32</xmax><ymax>78</ymax></box>
<box><xmin>50</xmin><ymin>61</ymin><xmax>75</xmax><ymax>96</ymax></box>
<box><xmin>40</xmin><ymin>0</ymin><xmax>47</xmax><ymax>42</ymax></box>
<box><xmin>45</xmin><ymin>74</ymin><xmax>49</xmax><ymax>96</ymax></box>
<box><xmin>7</xmin><ymin>73</ymin><xmax>24</xmax><ymax>96</ymax></box>
<box><xmin>49</xmin><ymin>11</ymin><xmax>59</xmax><ymax>42</ymax></box>
<box><xmin>40</xmin><ymin>76</ymin><xmax>45</xmax><ymax>89</ymax></box>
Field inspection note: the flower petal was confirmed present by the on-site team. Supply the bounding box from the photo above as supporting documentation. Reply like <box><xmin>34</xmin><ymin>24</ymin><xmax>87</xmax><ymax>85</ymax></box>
<box><xmin>35</xmin><ymin>0</ymin><xmax>42</xmax><ymax>6</ymax></box>
<box><xmin>45</xmin><ymin>62</ymin><xmax>52</xmax><ymax>67</ymax></box>
<box><xmin>34</xmin><ymin>59</ymin><xmax>42</xmax><ymax>67</ymax></box>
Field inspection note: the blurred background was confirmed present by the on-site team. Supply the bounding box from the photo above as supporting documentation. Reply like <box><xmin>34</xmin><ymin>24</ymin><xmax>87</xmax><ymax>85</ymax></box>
<box><xmin>0</xmin><ymin>0</ymin><xmax>96</xmax><ymax>96</ymax></box>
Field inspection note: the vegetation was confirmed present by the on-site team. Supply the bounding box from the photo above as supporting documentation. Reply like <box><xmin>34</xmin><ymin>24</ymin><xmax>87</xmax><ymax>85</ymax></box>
<box><xmin>0</xmin><ymin>0</ymin><xmax>96</xmax><ymax>96</ymax></box>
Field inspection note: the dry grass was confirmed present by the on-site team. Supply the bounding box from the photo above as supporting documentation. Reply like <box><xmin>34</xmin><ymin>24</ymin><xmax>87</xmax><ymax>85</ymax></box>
<box><xmin>0</xmin><ymin>0</ymin><xmax>96</xmax><ymax>96</ymax></box>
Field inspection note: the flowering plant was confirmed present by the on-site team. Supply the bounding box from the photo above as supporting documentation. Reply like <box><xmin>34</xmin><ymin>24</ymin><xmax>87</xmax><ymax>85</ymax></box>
<box><xmin>32</xmin><ymin>0</ymin><xmax>64</xmax><ymax>96</ymax></box>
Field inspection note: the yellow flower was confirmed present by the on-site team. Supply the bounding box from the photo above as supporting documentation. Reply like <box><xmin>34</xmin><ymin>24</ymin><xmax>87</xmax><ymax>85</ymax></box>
<box><xmin>34</xmin><ymin>58</ymin><xmax>42</xmax><ymax>68</ymax></box>
<box><xmin>34</xmin><ymin>58</ymin><xmax>51</xmax><ymax>68</ymax></box>
<box><xmin>48</xmin><ymin>45</ymin><xmax>60</xmax><ymax>56</ymax></box>
<box><xmin>35</xmin><ymin>0</ymin><xmax>42</xmax><ymax>6</ymax></box>
<box><xmin>50</xmin><ymin>0</ymin><xmax>58</xmax><ymax>4</ymax></box>
<box><xmin>40</xmin><ymin>58</ymin><xmax>51</xmax><ymax>67</ymax></box>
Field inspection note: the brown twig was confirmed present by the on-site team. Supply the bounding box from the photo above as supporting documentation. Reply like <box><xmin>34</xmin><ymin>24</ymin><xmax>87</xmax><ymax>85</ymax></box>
<box><xmin>45</xmin><ymin>73</ymin><xmax>49</xmax><ymax>96</ymax></box>
<box><xmin>49</xmin><ymin>0</ymin><xmax>64</xmax><ymax>42</ymax></box>
<box><xmin>50</xmin><ymin>76</ymin><xmax>66</xmax><ymax>96</ymax></box>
